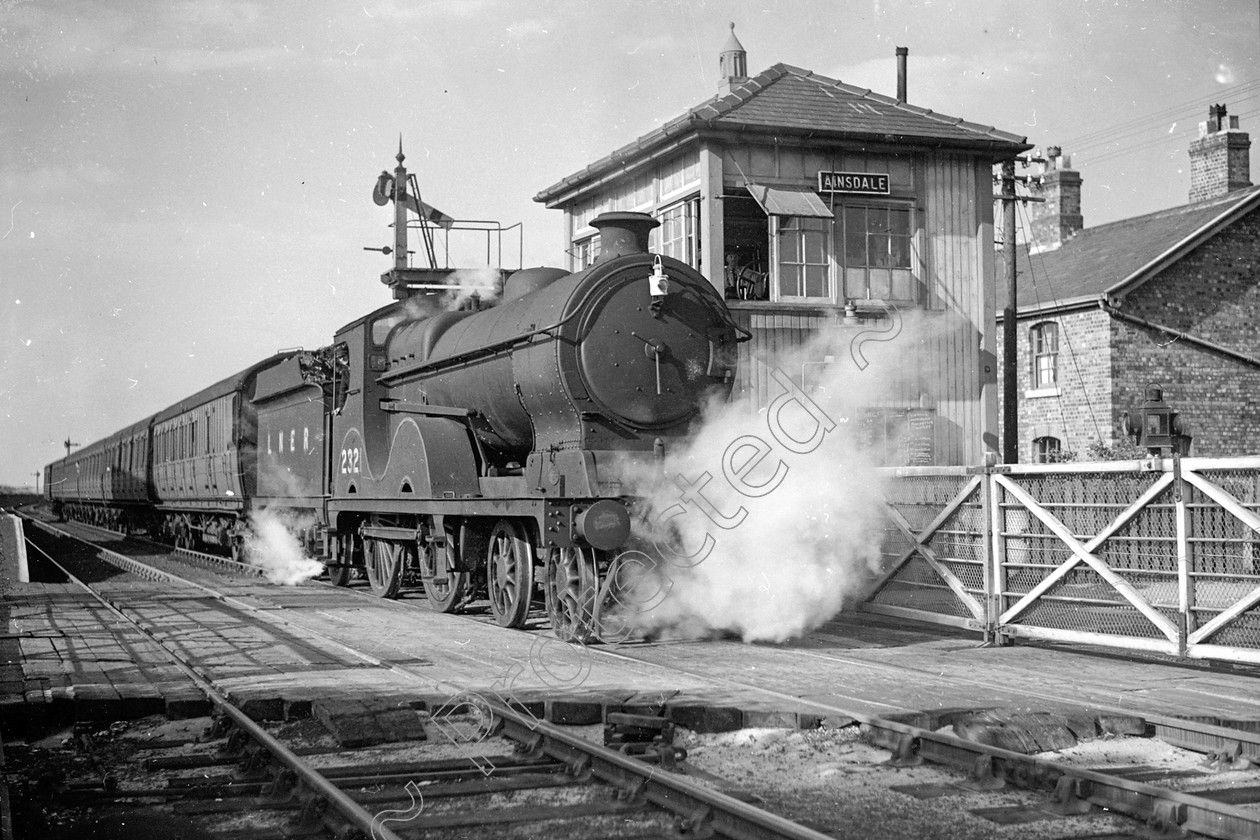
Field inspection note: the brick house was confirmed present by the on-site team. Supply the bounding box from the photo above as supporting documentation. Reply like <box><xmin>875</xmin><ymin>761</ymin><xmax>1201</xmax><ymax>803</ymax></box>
<box><xmin>998</xmin><ymin>105</ymin><xmax>1260</xmax><ymax>461</ymax></box>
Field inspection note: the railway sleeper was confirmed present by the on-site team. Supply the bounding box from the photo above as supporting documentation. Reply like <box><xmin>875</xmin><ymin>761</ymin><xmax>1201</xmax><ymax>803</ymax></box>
<box><xmin>1046</xmin><ymin>774</ymin><xmax>1094</xmax><ymax>816</ymax></box>
<box><xmin>1146</xmin><ymin>800</ymin><xmax>1190</xmax><ymax>839</ymax></box>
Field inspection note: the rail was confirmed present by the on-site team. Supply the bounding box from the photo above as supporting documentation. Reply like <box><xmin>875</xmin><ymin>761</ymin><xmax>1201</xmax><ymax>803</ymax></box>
<box><xmin>13</xmin><ymin>516</ymin><xmax>880</xmax><ymax>838</ymax></box>
<box><xmin>19</xmin><ymin>513</ymin><xmax>1260</xmax><ymax>838</ymax></box>
<box><xmin>21</xmin><ymin>529</ymin><xmax>410</xmax><ymax>840</ymax></box>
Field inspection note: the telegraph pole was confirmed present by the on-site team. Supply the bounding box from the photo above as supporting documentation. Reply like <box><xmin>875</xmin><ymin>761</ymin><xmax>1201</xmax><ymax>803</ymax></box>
<box><xmin>996</xmin><ymin>154</ymin><xmax>1046</xmax><ymax>464</ymax></box>
<box><xmin>1000</xmin><ymin>160</ymin><xmax>1018</xmax><ymax>464</ymax></box>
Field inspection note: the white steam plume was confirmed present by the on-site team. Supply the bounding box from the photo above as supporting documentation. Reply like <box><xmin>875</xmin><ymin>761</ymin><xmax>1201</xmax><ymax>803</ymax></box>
<box><xmin>443</xmin><ymin>266</ymin><xmax>502</xmax><ymax>309</ymax></box>
<box><xmin>242</xmin><ymin>509</ymin><xmax>325</xmax><ymax>586</ymax></box>
<box><xmin>608</xmin><ymin>314</ymin><xmax>933</xmax><ymax>643</ymax></box>
<box><xmin>401</xmin><ymin>266</ymin><xmax>503</xmax><ymax>320</ymax></box>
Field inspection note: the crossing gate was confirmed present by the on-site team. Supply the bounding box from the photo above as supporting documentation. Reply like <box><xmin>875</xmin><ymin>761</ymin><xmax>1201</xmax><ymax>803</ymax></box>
<box><xmin>863</xmin><ymin>466</ymin><xmax>990</xmax><ymax>633</ymax></box>
<box><xmin>862</xmin><ymin>458</ymin><xmax>1260</xmax><ymax>666</ymax></box>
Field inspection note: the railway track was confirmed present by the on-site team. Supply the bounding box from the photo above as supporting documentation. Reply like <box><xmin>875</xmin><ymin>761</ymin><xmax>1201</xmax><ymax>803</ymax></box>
<box><xmin>12</xmin><ymin>512</ymin><xmax>1260</xmax><ymax>838</ymax></box>
<box><xmin>13</xmin><ymin>516</ymin><xmax>847</xmax><ymax>839</ymax></box>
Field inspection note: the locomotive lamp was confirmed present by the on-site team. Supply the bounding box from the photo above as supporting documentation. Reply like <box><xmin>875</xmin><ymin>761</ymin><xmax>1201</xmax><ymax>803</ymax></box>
<box><xmin>1122</xmin><ymin>384</ymin><xmax>1191</xmax><ymax>456</ymax></box>
<box><xmin>648</xmin><ymin>255</ymin><xmax>670</xmax><ymax>314</ymax></box>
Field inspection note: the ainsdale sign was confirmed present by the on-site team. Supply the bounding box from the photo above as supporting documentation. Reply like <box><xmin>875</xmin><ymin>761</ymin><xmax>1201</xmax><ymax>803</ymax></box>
<box><xmin>817</xmin><ymin>171</ymin><xmax>891</xmax><ymax>195</ymax></box>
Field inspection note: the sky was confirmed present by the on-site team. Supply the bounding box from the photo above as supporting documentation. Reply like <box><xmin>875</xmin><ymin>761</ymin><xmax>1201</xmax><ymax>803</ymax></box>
<box><xmin>2</xmin><ymin>0</ymin><xmax>1258</xmax><ymax>489</ymax></box>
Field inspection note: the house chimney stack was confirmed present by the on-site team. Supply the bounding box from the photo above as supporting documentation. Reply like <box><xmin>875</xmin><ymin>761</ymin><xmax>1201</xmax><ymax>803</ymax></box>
<box><xmin>718</xmin><ymin>23</ymin><xmax>748</xmax><ymax>95</ymax></box>
<box><xmin>896</xmin><ymin>47</ymin><xmax>908</xmax><ymax>103</ymax></box>
<box><xmin>1027</xmin><ymin>146</ymin><xmax>1084</xmax><ymax>253</ymax></box>
<box><xmin>1188</xmin><ymin>103</ymin><xmax>1251</xmax><ymax>203</ymax></box>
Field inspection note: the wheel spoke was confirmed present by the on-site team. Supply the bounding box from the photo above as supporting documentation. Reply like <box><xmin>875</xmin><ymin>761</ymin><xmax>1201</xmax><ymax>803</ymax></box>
<box><xmin>546</xmin><ymin>546</ymin><xmax>599</xmax><ymax>643</ymax></box>
<box><xmin>486</xmin><ymin>520</ymin><xmax>533</xmax><ymax>629</ymax></box>
<box><xmin>422</xmin><ymin>525</ymin><xmax>471</xmax><ymax>613</ymax></box>
<box><xmin>365</xmin><ymin>530</ymin><xmax>403</xmax><ymax>599</ymax></box>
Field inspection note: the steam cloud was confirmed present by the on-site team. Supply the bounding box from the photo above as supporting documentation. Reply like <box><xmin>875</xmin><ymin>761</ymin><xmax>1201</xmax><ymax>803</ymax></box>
<box><xmin>609</xmin><ymin>318</ymin><xmax>932</xmax><ymax>643</ymax></box>
<box><xmin>444</xmin><ymin>266</ymin><xmax>502</xmax><ymax>309</ymax></box>
<box><xmin>401</xmin><ymin>266</ymin><xmax>503</xmax><ymax>320</ymax></box>
<box><xmin>241</xmin><ymin>509</ymin><xmax>325</xmax><ymax>586</ymax></box>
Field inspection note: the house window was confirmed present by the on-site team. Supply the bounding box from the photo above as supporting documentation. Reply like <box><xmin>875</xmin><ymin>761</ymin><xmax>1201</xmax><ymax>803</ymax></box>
<box><xmin>655</xmin><ymin>197</ymin><xmax>700</xmax><ymax>269</ymax></box>
<box><xmin>840</xmin><ymin>205</ymin><xmax>916</xmax><ymax>302</ymax></box>
<box><xmin>777</xmin><ymin>217</ymin><xmax>830</xmax><ymax>299</ymax></box>
<box><xmin>574</xmin><ymin>235</ymin><xmax>600</xmax><ymax>270</ymax></box>
<box><xmin>1030</xmin><ymin>322</ymin><xmax>1059</xmax><ymax>388</ymax></box>
<box><xmin>1033</xmin><ymin>436</ymin><xmax>1062</xmax><ymax>463</ymax></box>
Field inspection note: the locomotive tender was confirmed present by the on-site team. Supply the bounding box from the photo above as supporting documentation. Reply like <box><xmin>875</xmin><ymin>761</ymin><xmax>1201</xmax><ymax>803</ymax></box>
<box><xmin>46</xmin><ymin>149</ymin><xmax>744</xmax><ymax>641</ymax></box>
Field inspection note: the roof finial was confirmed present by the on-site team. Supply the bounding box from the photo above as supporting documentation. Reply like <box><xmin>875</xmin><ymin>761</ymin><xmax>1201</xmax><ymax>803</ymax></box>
<box><xmin>719</xmin><ymin>22</ymin><xmax>747</xmax><ymax>94</ymax></box>
<box><xmin>397</xmin><ymin>134</ymin><xmax>405</xmax><ymax>164</ymax></box>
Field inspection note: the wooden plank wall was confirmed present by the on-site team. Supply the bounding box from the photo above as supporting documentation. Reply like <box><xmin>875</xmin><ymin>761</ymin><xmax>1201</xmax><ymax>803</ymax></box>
<box><xmin>923</xmin><ymin>152</ymin><xmax>986</xmax><ymax>465</ymax></box>
<box><xmin>725</xmin><ymin>152</ymin><xmax>993</xmax><ymax>466</ymax></box>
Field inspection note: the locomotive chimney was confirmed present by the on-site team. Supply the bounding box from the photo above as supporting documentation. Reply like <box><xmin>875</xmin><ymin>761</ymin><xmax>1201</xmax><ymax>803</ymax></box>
<box><xmin>590</xmin><ymin>212</ymin><xmax>660</xmax><ymax>260</ymax></box>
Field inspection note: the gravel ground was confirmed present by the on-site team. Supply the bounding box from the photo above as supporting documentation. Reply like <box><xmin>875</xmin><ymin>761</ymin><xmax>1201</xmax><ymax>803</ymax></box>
<box><xmin>674</xmin><ymin>724</ymin><xmax>1171</xmax><ymax>839</ymax></box>
<box><xmin>12</xmin><ymin>711</ymin><xmax>1259</xmax><ymax>839</ymax></box>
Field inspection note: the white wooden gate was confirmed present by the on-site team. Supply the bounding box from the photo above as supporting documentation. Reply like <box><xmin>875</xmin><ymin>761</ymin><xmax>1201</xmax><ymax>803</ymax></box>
<box><xmin>862</xmin><ymin>467</ymin><xmax>989</xmax><ymax>632</ymax></box>
<box><xmin>864</xmin><ymin>458</ymin><xmax>1260</xmax><ymax>666</ymax></box>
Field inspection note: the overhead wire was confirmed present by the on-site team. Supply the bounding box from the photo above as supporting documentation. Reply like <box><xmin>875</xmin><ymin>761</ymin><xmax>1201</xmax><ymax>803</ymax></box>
<box><xmin>1082</xmin><ymin>105</ymin><xmax>1260</xmax><ymax>167</ymax></box>
<box><xmin>1013</xmin><ymin>199</ymin><xmax>1107</xmax><ymax>451</ymax></box>
<box><xmin>999</xmin><ymin>77</ymin><xmax>1259</xmax><ymax>456</ymax></box>
<box><xmin>1007</xmin><ymin>199</ymin><xmax>1073</xmax><ymax>449</ymax></box>
<box><xmin>1058</xmin><ymin>79</ymin><xmax>1260</xmax><ymax>154</ymax></box>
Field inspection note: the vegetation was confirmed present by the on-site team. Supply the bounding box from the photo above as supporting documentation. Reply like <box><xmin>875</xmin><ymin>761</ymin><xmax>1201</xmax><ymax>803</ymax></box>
<box><xmin>1043</xmin><ymin>431</ymin><xmax>1150</xmax><ymax>464</ymax></box>
<box><xmin>0</xmin><ymin>486</ymin><xmax>41</xmax><ymax>508</ymax></box>
<box><xmin>1083</xmin><ymin>435</ymin><xmax>1150</xmax><ymax>462</ymax></box>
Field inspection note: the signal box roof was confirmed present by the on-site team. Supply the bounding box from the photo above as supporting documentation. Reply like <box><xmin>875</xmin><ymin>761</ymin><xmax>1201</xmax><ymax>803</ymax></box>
<box><xmin>535</xmin><ymin>63</ymin><xmax>1029</xmax><ymax>206</ymax></box>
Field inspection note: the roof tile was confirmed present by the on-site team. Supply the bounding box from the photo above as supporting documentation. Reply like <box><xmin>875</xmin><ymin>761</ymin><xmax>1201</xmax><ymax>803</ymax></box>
<box><xmin>1000</xmin><ymin>187</ymin><xmax>1260</xmax><ymax>312</ymax></box>
<box><xmin>536</xmin><ymin>63</ymin><xmax>1028</xmax><ymax>203</ymax></box>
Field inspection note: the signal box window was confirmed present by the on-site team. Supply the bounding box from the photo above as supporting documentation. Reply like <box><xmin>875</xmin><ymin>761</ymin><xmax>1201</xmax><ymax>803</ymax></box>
<box><xmin>1030</xmin><ymin>323</ymin><xmax>1059</xmax><ymax>388</ymax></box>
<box><xmin>722</xmin><ymin>193</ymin><xmax>769</xmax><ymax>301</ymax></box>
<box><xmin>654</xmin><ymin>197</ymin><xmax>701</xmax><ymax>269</ymax></box>
<box><xmin>574</xmin><ymin>235</ymin><xmax>600</xmax><ymax>270</ymax></box>
<box><xmin>841</xmin><ymin>205</ymin><xmax>916</xmax><ymax>302</ymax></box>
<box><xmin>777</xmin><ymin>217</ymin><xmax>830</xmax><ymax>300</ymax></box>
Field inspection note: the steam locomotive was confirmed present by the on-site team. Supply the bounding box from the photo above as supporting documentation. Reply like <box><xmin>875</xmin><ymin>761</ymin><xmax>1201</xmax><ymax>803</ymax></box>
<box><xmin>45</xmin><ymin>149</ymin><xmax>745</xmax><ymax>641</ymax></box>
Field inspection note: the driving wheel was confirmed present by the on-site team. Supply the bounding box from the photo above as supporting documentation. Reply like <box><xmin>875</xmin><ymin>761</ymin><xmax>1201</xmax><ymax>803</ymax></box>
<box><xmin>421</xmin><ymin>531</ymin><xmax>471</xmax><ymax>612</ymax></box>
<box><xmin>327</xmin><ymin>532</ymin><xmax>356</xmax><ymax>587</ymax></box>
<box><xmin>545</xmin><ymin>545</ymin><xmax>599</xmax><ymax>643</ymax></box>
<box><xmin>365</xmin><ymin>537</ymin><xmax>404</xmax><ymax>599</ymax></box>
<box><xmin>486</xmin><ymin>519</ymin><xmax>534</xmax><ymax>628</ymax></box>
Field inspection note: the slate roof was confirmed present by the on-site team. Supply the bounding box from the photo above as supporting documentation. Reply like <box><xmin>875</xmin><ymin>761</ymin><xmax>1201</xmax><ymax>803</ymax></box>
<box><xmin>535</xmin><ymin>63</ymin><xmax>1029</xmax><ymax>205</ymax></box>
<box><xmin>999</xmin><ymin>186</ymin><xmax>1260</xmax><ymax>316</ymax></box>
